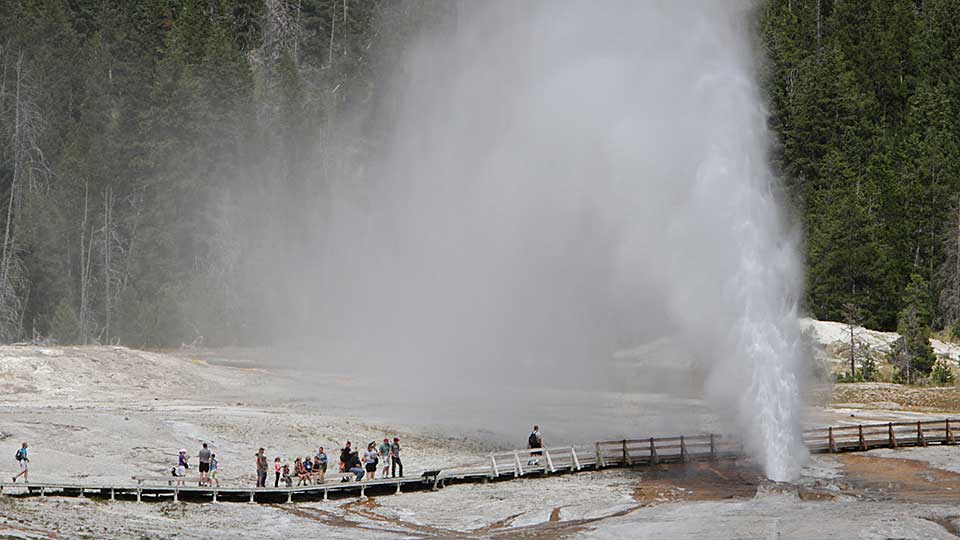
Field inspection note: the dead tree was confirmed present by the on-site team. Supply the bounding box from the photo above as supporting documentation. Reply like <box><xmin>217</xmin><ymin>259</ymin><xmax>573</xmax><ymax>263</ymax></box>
<box><xmin>0</xmin><ymin>48</ymin><xmax>50</xmax><ymax>341</ymax></box>
<box><xmin>938</xmin><ymin>199</ymin><xmax>960</xmax><ymax>331</ymax></box>
<box><xmin>842</xmin><ymin>302</ymin><xmax>863</xmax><ymax>377</ymax></box>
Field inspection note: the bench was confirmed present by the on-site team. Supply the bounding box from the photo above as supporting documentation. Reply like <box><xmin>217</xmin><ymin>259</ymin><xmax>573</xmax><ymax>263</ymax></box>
<box><xmin>421</xmin><ymin>469</ymin><xmax>442</xmax><ymax>490</ymax></box>
<box><xmin>132</xmin><ymin>475</ymin><xmax>205</xmax><ymax>486</ymax></box>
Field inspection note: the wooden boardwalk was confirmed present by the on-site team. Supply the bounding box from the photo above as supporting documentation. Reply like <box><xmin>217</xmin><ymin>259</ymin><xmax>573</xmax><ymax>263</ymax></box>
<box><xmin>0</xmin><ymin>418</ymin><xmax>956</xmax><ymax>504</ymax></box>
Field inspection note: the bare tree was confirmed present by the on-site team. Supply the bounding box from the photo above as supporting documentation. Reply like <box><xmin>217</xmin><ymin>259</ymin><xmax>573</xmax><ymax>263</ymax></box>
<box><xmin>842</xmin><ymin>302</ymin><xmax>862</xmax><ymax>377</ymax></box>
<box><xmin>938</xmin><ymin>199</ymin><xmax>960</xmax><ymax>331</ymax></box>
<box><xmin>79</xmin><ymin>181</ymin><xmax>96</xmax><ymax>343</ymax></box>
<box><xmin>0</xmin><ymin>48</ymin><xmax>50</xmax><ymax>341</ymax></box>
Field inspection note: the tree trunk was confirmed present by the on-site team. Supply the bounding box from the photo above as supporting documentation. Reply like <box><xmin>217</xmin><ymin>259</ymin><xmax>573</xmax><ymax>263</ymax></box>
<box><xmin>79</xmin><ymin>181</ymin><xmax>90</xmax><ymax>344</ymax></box>
<box><xmin>328</xmin><ymin>5</ymin><xmax>336</xmax><ymax>66</ymax></box>
<box><xmin>103</xmin><ymin>186</ymin><xmax>112</xmax><ymax>344</ymax></box>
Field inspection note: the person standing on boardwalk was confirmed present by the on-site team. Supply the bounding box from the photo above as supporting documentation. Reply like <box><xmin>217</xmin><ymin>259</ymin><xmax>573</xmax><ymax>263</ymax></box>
<box><xmin>378</xmin><ymin>438</ymin><xmax>392</xmax><ymax>478</ymax></box>
<box><xmin>209</xmin><ymin>454</ymin><xmax>220</xmax><ymax>487</ymax></box>
<box><xmin>12</xmin><ymin>442</ymin><xmax>28</xmax><ymax>483</ymax></box>
<box><xmin>364</xmin><ymin>442</ymin><xmax>379</xmax><ymax>480</ymax></box>
<box><xmin>198</xmin><ymin>443</ymin><xmax>212</xmax><ymax>486</ymax></box>
<box><xmin>528</xmin><ymin>425</ymin><xmax>543</xmax><ymax>465</ymax></box>
<box><xmin>390</xmin><ymin>437</ymin><xmax>403</xmax><ymax>478</ymax></box>
<box><xmin>255</xmin><ymin>448</ymin><xmax>268</xmax><ymax>487</ymax></box>
<box><xmin>315</xmin><ymin>447</ymin><xmax>328</xmax><ymax>484</ymax></box>
<box><xmin>274</xmin><ymin>456</ymin><xmax>282</xmax><ymax>487</ymax></box>
<box><xmin>176</xmin><ymin>449</ymin><xmax>189</xmax><ymax>486</ymax></box>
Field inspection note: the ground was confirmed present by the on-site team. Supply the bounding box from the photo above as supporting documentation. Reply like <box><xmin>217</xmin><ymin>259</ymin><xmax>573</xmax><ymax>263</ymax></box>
<box><xmin>1</xmin><ymin>344</ymin><xmax>960</xmax><ymax>539</ymax></box>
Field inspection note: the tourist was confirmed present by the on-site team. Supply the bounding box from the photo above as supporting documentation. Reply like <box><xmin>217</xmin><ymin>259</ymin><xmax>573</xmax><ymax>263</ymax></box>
<box><xmin>198</xmin><ymin>443</ymin><xmax>212</xmax><ymax>486</ymax></box>
<box><xmin>281</xmin><ymin>462</ymin><xmax>292</xmax><ymax>487</ymax></box>
<box><xmin>390</xmin><ymin>437</ymin><xmax>403</xmax><ymax>478</ymax></box>
<box><xmin>294</xmin><ymin>457</ymin><xmax>306</xmax><ymax>486</ymax></box>
<box><xmin>304</xmin><ymin>456</ymin><xmax>315</xmax><ymax>483</ymax></box>
<box><xmin>209</xmin><ymin>454</ymin><xmax>220</xmax><ymax>487</ymax></box>
<box><xmin>11</xmin><ymin>442</ymin><xmax>28</xmax><ymax>483</ymax></box>
<box><xmin>527</xmin><ymin>425</ymin><xmax>543</xmax><ymax>465</ymax></box>
<box><xmin>255</xmin><ymin>448</ymin><xmax>268</xmax><ymax>488</ymax></box>
<box><xmin>339</xmin><ymin>441</ymin><xmax>353</xmax><ymax>481</ymax></box>
<box><xmin>378</xmin><ymin>438</ymin><xmax>392</xmax><ymax>478</ymax></box>
<box><xmin>274</xmin><ymin>456</ymin><xmax>282</xmax><ymax>487</ymax></box>
<box><xmin>315</xmin><ymin>447</ymin><xmax>328</xmax><ymax>483</ymax></box>
<box><xmin>176</xmin><ymin>449</ymin><xmax>189</xmax><ymax>486</ymax></box>
<box><xmin>347</xmin><ymin>449</ymin><xmax>365</xmax><ymax>482</ymax></box>
<box><xmin>364</xmin><ymin>442</ymin><xmax>379</xmax><ymax>480</ymax></box>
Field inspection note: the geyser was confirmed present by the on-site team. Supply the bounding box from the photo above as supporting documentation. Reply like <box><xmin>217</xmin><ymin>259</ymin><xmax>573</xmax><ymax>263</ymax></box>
<box><xmin>295</xmin><ymin>0</ymin><xmax>807</xmax><ymax>480</ymax></box>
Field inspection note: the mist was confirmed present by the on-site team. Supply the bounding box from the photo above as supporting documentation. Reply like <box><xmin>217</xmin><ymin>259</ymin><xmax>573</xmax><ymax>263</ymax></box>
<box><xmin>262</xmin><ymin>0</ymin><xmax>807</xmax><ymax>480</ymax></box>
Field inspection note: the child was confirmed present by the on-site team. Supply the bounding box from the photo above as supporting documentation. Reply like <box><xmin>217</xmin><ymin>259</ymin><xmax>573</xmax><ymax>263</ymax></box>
<box><xmin>176</xmin><ymin>449</ymin><xmax>189</xmax><ymax>486</ymax></box>
<box><xmin>281</xmin><ymin>462</ymin><xmax>292</xmax><ymax>487</ymax></box>
<box><xmin>274</xmin><ymin>457</ymin><xmax>282</xmax><ymax>488</ymax></box>
<box><xmin>209</xmin><ymin>454</ymin><xmax>220</xmax><ymax>487</ymax></box>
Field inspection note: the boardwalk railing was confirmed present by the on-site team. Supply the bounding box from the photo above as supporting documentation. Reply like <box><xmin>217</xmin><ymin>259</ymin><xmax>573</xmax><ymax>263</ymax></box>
<box><xmin>2</xmin><ymin>418</ymin><xmax>958</xmax><ymax>503</ymax></box>
<box><xmin>802</xmin><ymin>418</ymin><xmax>957</xmax><ymax>452</ymax></box>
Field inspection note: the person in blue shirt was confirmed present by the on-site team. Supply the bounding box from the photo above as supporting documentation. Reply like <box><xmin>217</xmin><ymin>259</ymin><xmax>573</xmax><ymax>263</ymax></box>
<box><xmin>12</xmin><ymin>442</ymin><xmax>28</xmax><ymax>483</ymax></box>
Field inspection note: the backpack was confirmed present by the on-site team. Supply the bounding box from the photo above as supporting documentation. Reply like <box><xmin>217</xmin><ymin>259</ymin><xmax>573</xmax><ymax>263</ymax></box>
<box><xmin>528</xmin><ymin>432</ymin><xmax>539</xmax><ymax>448</ymax></box>
<box><xmin>15</xmin><ymin>449</ymin><xmax>22</xmax><ymax>461</ymax></box>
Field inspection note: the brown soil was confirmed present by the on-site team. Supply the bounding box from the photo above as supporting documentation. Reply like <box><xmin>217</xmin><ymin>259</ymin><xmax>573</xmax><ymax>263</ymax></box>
<box><xmin>631</xmin><ymin>461</ymin><xmax>763</xmax><ymax>505</ymax></box>
<box><xmin>839</xmin><ymin>454</ymin><xmax>960</xmax><ymax>503</ymax></box>
<box><xmin>833</xmin><ymin>383</ymin><xmax>960</xmax><ymax>412</ymax></box>
<box><xmin>277</xmin><ymin>495</ymin><xmax>641</xmax><ymax>540</ymax></box>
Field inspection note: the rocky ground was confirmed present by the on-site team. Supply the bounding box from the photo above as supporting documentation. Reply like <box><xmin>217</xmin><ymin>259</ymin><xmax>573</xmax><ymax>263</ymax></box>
<box><xmin>1</xmin><ymin>344</ymin><xmax>960</xmax><ymax>539</ymax></box>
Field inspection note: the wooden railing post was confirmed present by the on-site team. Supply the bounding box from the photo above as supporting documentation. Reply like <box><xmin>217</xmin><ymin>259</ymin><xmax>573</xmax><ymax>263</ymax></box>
<box><xmin>828</xmin><ymin>427</ymin><xmax>836</xmax><ymax>453</ymax></box>
<box><xmin>571</xmin><ymin>447</ymin><xmax>581</xmax><ymax>470</ymax></box>
<box><xmin>595</xmin><ymin>442</ymin><xmax>606</xmax><ymax>468</ymax></box>
<box><xmin>490</xmin><ymin>455</ymin><xmax>499</xmax><ymax>477</ymax></box>
<box><xmin>709</xmin><ymin>434</ymin><xmax>716</xmax><ymax>461</ymax></box>
<box><xmin>858</xmin><ymin>425</ymin><xmax>866</xmax><ymax>450</ymax></box>
<box><xmin>649</xmin><ymin>437</ymin><xmax>658</xmax><ymax>465</ymax></box>
<box><xmin>513</xmin><ymin>452</ymin><xmax>524</xmax><ymax>477</ymax></box>
<box><xmin>622</xmin><ymin>440</ymin><xmax>631</xmax><ymax>466</ymax></box>
<box><xmin>888</xmin><ymin>422</ymin><xmax>897</xmax><ymax>448</ymax></box>
<box><xmin>544</xmin><ymin>449</ymin><xmax>556</xmax><ymax>473</ymax></box>
<box><xmin>917</xmin><ymin>421</ymin><xmax>926</xmax><ymax>447</ymax></box>
<box><xmin>680</xmin><ymin>436</ymin><xmax>687</xmax><ymax>463</ymax></box>
<box><xmin>947</xmin><ymin>419</ymin><xmax>955</xmax><ymax>444</ymax></box>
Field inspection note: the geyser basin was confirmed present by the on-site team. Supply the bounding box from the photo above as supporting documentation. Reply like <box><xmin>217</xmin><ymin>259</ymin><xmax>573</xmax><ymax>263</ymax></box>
<box><xmin>302</xmin><ymin>0</ymin><xmax>806</xmax><ymax>480</ymax></box>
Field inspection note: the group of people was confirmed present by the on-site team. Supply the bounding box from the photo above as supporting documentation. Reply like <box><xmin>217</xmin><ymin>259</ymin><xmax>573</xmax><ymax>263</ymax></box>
<box><xmin>174</xmin><ymin>443</ymin><xmax>219</xmax><ymax>487</ymax></box>
<box><xmin>337</xmin><ymin>438</ymin><xmax>403</xmax><ymax>483</ymax></box>
<box><xmin>265</xmin><ymin>447</ymin><xmax>329</xmax><ymax>487</ymax></box>
<box><xmin>15</xmin><ymin>427</ymin><xmax>542</xmax><ymax>488</ymax></box>
<box><xmin>253</xmin><ymin>437</ymin><xmax>402</xmax><ymax>487</ymax></box>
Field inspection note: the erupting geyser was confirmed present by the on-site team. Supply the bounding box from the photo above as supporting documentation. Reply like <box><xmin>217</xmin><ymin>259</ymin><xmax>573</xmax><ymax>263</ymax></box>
<box><xmin>304</xmin><ymin>0</ymin><xmax>807</xmax><ymax>480</ymax></box>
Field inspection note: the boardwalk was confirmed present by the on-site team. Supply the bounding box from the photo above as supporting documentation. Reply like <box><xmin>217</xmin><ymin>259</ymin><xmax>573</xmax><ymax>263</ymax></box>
<box><xmin>0</xmin><ymin>418</ymin><xmax>956</xmax><ymax>504</ymax></box>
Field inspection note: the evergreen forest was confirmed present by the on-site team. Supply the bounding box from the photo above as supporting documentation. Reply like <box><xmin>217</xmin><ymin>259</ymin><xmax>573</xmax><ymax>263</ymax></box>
<box><xmin>0</xmin><ymin>0</ymin><xmax>959</xmax><ymax>349</ymax></box>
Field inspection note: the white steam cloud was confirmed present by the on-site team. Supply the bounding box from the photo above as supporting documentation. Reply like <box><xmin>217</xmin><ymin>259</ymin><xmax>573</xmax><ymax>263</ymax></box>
<box><xmin>289</xmin><ymin>0</ymin><xmax>807</xmax><ymax>480</ymax></box>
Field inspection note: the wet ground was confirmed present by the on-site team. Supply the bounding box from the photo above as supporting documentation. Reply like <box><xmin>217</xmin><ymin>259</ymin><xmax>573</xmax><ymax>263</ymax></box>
<box><xmin>4</xmin><ymin>345</ymin><xmax>960</xmax><ymax>539</ymax></box>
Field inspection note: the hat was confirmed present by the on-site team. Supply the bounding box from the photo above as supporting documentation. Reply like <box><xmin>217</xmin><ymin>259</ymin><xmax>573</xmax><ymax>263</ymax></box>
<box><xmin>179</xmin><ymin>449</ymin><xmax>186</xmax><ymax>453</ymax></box>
